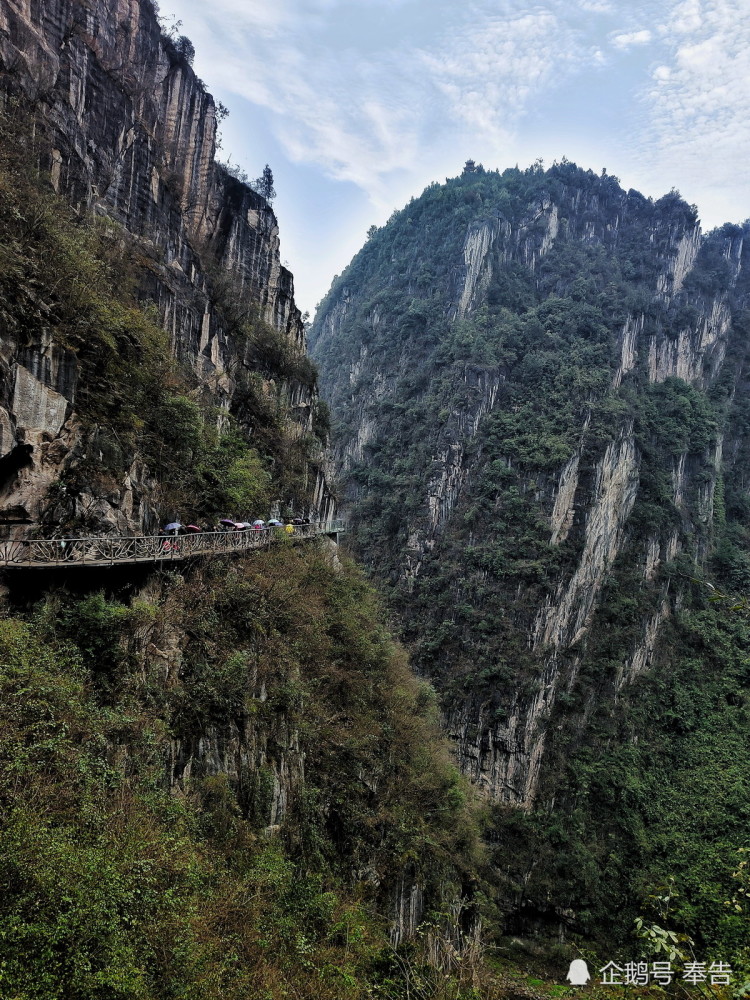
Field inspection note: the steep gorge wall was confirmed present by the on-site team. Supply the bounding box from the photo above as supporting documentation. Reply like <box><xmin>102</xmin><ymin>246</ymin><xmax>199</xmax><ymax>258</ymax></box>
<box><xmin>0</xmin><ymin>0</ymin><xmax>333</xmax><ymax>531</ymax></box>
<box><xmin>311</xmin><ymin>165</ymin><xmax>750</xmax><ymax>813</ymax></box>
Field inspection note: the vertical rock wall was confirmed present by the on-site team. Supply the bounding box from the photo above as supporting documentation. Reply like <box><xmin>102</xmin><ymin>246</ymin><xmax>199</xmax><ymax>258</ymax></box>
<box><xmin>0</xmin><ymin>0</ymin><xmax>334</xmax><ymax>530</ymax></box>
<box><xmin>311</xmin><ymin>170</ymin><xmax>749</xmax><ymax>810</ymax></box>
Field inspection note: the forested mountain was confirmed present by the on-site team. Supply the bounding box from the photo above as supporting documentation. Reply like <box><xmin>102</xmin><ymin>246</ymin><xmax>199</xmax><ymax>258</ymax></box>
<box><xmin>311</xmin><ymin>161</ymin><xmax>750</xmax><ymax>957</ymax></box>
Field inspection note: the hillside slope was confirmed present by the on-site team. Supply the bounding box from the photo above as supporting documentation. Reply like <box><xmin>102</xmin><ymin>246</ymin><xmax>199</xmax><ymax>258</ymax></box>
<box><xmin>310</xmin><ymin>162</ymin><xmax>750</xmax><ymax>953</ymax></box>
<box><xmin>1</xmin><ymin>545</ymin><xmax>488</xmax><ymax>998</ymax></box>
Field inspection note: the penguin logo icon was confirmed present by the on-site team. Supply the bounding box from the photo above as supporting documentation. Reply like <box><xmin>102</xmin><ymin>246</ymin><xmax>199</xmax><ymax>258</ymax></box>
<box><xmin>566</xmin><ymin>959</ymin><xmax>591</xmax><ymax>985</ymax></box>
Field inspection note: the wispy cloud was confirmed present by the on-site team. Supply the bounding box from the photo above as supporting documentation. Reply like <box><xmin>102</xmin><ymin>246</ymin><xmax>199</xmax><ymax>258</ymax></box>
<box><xmin>168</xmin><ymin>0</ymin><xmax>750</xmax><ymax>242</ymax></box>
<box><xmin>637</xmin><ymin>0</ymin><xmax>750</xmax><ymax>221</ymax></box>
<box><xmin>202</xmin><ymin>0</ymin><xmax>289</xmax><ymax>37</ymax></box>
<box><xmin>418</xmin><ymin>9</ymin><xmax>578</xmax><ymax>133</ymax></box>
<box><xmin>174</xmin><ymin>0</ymin><xmax>610</xmax><ymax>205</ymax></box>
<box><xmin>610</xmin><ymin>28</ymin><xmax>653</xmax><ymax>48</ymax></box>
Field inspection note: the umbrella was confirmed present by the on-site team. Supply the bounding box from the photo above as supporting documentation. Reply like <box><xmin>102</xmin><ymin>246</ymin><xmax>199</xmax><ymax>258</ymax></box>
<box><xmin>252</xmin><ymin>520</ymin><xmax>265</xmax><ymax>527</ymax></box>
<box><xmin>185</xmin><ymin>525</ymin><xmax>201</xmax><ymax>533</ymax></box>
<box><xmin>241</xmin><ymin>522</ymin><xmax>254</xmax><ymax>528</ymax></box>
<box><xmin>219</xmin><ymin>518</ymin><xmax>235</xmax><ymax>526</ymax></box>
<box><xmin>268</xmin><ymin>519</ymin><xmax>282</xmax><ymax>526</ymax></box>
<box><xmin>164</xmin><ymin>522</ymin><xmax>182</xmax><ymax>532</ymax></box>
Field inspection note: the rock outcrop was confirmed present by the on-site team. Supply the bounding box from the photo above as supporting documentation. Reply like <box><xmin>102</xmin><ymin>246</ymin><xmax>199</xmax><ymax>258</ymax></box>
<box><xmin>0</xmin><ymin>0</ymin><xmax>333</xmax><ymax>532</ymax></box>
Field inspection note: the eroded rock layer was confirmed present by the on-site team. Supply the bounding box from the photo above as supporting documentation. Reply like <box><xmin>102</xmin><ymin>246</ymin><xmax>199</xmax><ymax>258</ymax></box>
<box><xmin>0</xmin><ymin>0</ymin><xmax>333</xmax><ymax>532</ymax></box>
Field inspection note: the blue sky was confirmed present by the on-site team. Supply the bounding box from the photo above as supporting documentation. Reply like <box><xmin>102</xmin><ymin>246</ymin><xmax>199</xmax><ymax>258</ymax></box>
<box><xmin>161</xmin><ymin>0</ymin><xmax>750</xmax><ymax>316</ymax></box>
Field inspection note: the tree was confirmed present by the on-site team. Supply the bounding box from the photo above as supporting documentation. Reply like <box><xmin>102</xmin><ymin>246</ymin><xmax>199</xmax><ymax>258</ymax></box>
<box><xmin>174</xmin><ymin>35</ymin><xmax>195</xmax><ymax>65</ymax></box>
<box><xmin>252</xmin><ymin>165</ymin><xmax>276</xmax><ymax>202</ymax></box>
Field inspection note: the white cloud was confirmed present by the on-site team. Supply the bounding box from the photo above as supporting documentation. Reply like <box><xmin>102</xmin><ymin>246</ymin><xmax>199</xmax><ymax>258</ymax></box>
<box><xmin>418</xmin><ymin>9</ymin><xmax>574</xmax><ymax>130</ymax></box>
<box><xmin>171</xmin><ymin>0</ymin><xmax>613</xmax><ymax>206</ymax></box>
<box><xmin>611</xmin><ymin>28</ymin><xmax>653</xmax><ymax>48</ymax></box>
<box><xmin>164</xmin><ymin>0</ymin><xmax>750</xmax><ymax>308</ymax></box>
<box><xmin>637</xmin><ymin>0</ymin><xmax>750</xmax><ymax>221</ymax></box>
<box><xmin>668</xmin><ymin>0</ymin><xmax>704</xmax><ymax>33</ymax></box>
<box><xmin>205</xmin><ymin>0</ymin><xmax>290</xmax><ymax>36</ymax></box>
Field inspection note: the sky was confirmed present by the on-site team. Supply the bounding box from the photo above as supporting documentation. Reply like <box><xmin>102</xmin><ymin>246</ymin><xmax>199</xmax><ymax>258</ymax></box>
<box><xmin>161</xmin><ymin>0</ymin><xmax>750</xmax><ymax>317</ymax></box>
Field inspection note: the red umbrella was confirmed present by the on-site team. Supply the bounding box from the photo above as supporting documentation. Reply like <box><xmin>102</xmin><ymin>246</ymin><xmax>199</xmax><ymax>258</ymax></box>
<box><xmin>185</xmin><ymin>525</ymin><xmax>201</xmax><ymax>533</ymax></box>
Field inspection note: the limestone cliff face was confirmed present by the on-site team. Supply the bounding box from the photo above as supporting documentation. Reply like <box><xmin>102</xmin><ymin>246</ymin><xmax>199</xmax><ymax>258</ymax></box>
<box><xmin>311</xmin><ymin>165</ymin><xmax>750</xmax><ymax>810</ymax></box>
<box><xmin>0</xmin><ymin>0</ymin><xmax>333</xmax><ymax>532</ymax></box>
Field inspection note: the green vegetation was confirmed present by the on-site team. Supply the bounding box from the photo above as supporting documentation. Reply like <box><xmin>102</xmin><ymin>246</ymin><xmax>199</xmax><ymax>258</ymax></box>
<box><xmin>0</xmin><ymin>545</ymin><xmax>491</xmax><ymax>999</ymax></box>
<box><xmin>311</xmin><ymin>162</ymin><xmax>750</xmax><ymax>965</ymax></box>
<box><xmin>0</xmin><ymin>90</ymin><xmax>499</xmax><ymax>1000</ymax></box>
<box><xmin>3</xmin><ymin>66</ymin><xmax>750</xmax><ymax>995</ymax></box>
<box><xmin>0</xmin><ymin>86</ymin><xmax>501</xmax><ymax>999</ymax></box>
<box><xmin>496</xmin><ymin>591</ymin><xmax>750</xmax><ymax>972</ymax></box>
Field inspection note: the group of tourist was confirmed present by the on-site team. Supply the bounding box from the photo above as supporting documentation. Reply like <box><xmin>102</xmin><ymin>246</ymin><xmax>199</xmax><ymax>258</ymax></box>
<box><xmin>161</xmin><ymin>517</ymin><xmax>312</xmax><ymax>536</ymax></box>
<box><xmin>159</xmin><ymin>517</ymin><xmax>314</xmax><ymax>550</ymax></box>
<box><xmin>0</xmin><ymin>517</ymin><xmax>325</xmax><ymax>566</ymax></box>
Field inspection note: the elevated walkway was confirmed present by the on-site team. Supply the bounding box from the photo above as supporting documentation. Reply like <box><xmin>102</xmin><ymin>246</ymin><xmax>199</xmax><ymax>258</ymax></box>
<box><xmin>0</xmin><ymin>521</ymin><xmax>345</xmax><ymax>569</ymax></box>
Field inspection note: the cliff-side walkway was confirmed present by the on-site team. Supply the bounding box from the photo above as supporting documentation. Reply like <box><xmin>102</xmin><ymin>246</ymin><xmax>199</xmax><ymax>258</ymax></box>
<box><xmin>0</xmin><ymin>522</ymin><xmax>345</xmax><ymax>569</ymax></box>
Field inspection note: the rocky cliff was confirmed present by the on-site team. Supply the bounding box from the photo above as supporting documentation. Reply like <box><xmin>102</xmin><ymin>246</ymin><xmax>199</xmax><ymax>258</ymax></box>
<box><xmin>0</xmin><ymin>0</ymin><xmax>333</xmax><ymax>533</ymax></box>
<box><xmin>311</xmin><ymin>163</ymin><xmax>750</xmax><ymax>938</ymax></box>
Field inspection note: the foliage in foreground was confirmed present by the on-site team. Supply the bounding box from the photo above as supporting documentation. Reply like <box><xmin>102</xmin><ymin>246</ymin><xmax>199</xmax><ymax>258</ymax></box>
<box><xmin>0</xmin><ymin>544</ymin><xmax>489</xmax><ymax>999</ymax></box>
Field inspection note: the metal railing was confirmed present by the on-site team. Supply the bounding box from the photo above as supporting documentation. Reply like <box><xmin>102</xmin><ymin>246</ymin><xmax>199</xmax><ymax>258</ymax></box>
<box><xmin>0</xmin><ymin>520</ymin><xmax>345</xmax><ymax>569</ymax></box>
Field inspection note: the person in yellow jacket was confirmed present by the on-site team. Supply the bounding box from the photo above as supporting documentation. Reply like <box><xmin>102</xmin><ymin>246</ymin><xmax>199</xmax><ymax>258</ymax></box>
<box><xmin>284</xmin><ymin>522</ymin><xmax>295</xmax><ymax>535</ymax></box>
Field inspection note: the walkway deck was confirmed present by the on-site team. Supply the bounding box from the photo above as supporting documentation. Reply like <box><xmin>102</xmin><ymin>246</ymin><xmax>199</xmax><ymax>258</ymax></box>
<box><xmin>0</xmin><ymin>521</ymin><xmax>345</xmax><ymax>569</ymax></box>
